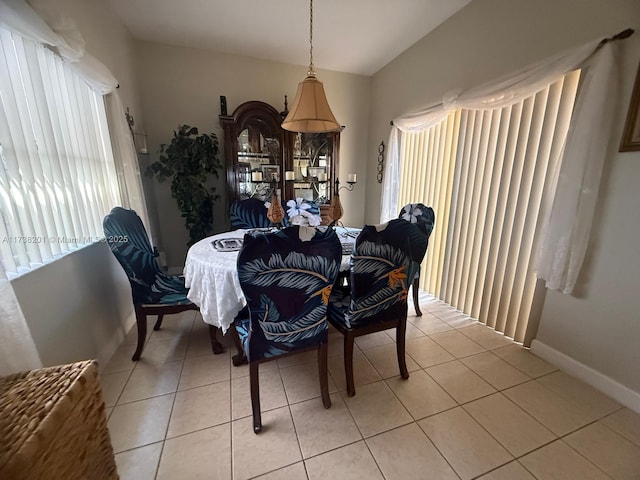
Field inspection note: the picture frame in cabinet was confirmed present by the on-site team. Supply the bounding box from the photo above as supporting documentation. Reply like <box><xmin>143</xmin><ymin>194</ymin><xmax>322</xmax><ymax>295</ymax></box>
<box><xmin>261</xmin><ymin>164</ymin><xmax>280</xmax><ymax>182</ymax></box>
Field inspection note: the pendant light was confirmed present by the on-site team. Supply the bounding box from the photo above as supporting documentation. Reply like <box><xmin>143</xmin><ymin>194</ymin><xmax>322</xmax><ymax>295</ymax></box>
<box><xmin>282</xmin><ymin>0</ymin><xmax>341</xmax><ymax>133</ymax></box>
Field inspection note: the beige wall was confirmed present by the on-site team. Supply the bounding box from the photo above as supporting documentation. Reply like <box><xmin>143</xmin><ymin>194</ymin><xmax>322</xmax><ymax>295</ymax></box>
<box><xmin>134</xmin><ymin>41</ymin><xmax>370</xmax><ymax>267</ymax></box>
<box><xmin>11</xmin><ymin>242</ymin><xmax>132</xmax><ymax>366</ymax></box>
<box><xmin>10</xmin><ymin>0</ymin><xmax>141</xmax><ymax>366</ymax></box>
<box><xmin>368</xmin><ymin>0</ymin><xmax>640</xmax><ymax>400</ymax></box>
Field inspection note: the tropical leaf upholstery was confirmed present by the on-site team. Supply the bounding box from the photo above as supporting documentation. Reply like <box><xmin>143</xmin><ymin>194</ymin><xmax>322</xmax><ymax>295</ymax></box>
<box><xmin>303</xmin><ymin>199</ymin><xmax>320</xmax><ymax>216</ymax></box>
<box><xmin>229</xmin><ymin>198</ymin><xmax>270</xmax><ymax>229</ymax></box>
<box><xmin>103</xmin><ymin>207</ymin><xmax>191</xmax><ymax>305</ymax></box>
<box><xmin>399</xmin><ymin>203</ymin><xmax>435</xmax><ymax>237</ymax></box>
<box><xmin>327</xmin><ymin>218</ymin><xmax>421</xmax><ymax>395</ymax></box>
<box><xmin>236</xmin><ymin>226</ymin><xmax>341</xmax><ymax>360</ymax></box>
<box><xmin>230</xmin><ymin>198</ymin><xmax>290</xmax><ymax>229</ymax></box>
<box><xmin>103</xmin><ymin>207</ymin><xmax>206</xmax><ymax>361</ymax></box>
<box><xmin>235</xmin><ymin>225</ymin><xmax>341</xmax><ymax>432</ymax></box>
<box><xmin>398</xmin><ymin>203</ymin><xmax>435</xmax><ymax>316</ymax></box>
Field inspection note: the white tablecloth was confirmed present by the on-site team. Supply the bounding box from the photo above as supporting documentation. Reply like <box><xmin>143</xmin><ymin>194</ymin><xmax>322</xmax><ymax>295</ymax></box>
<box><xmin>184</xmin><ymin>227</ymin><xmax>359</xmax><ymax>332</ymax></box>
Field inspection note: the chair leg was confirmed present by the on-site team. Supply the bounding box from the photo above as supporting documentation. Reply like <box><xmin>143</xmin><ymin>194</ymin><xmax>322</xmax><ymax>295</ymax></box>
<box><xmin>229</xmin><ymin>324</ymin><xmax>248</xmax><ymax>366</ymax></box>
<box><xmin>208</xmin><ymin>325</ymin><xmax>225</xmax><ymax>354</ymax></box>
<box><xmin>153</xmin><ymin>314</ymin><xmax>164</xmax><ymax>331</ymax></box>
<box><xmin>249</xmin><ymin>362</ymin><xmax>262</xmax><ymax>433</ymax></box>
<box><xmin>318</xmin><ymin>342</ymin><xmax>331</xmax><ymax>409</ymax></box>
<box><xmin>412</xmin><ymin>277</ymin><xmax>422</xmax><ymax>317</ymax></box>
<box><xmin>397</xmin><ymin>318</ymin><xmax>409</xmax><ymax>380</ymax></box>
<box><xmin>344</xmin><ymin>332</ymin><xmax>356</xmax><ymax>397</ymax></box>
<box><xmin>132</xmin><ymin>306</ymin><xmax>147</xmax><ymax>361</ymax></box>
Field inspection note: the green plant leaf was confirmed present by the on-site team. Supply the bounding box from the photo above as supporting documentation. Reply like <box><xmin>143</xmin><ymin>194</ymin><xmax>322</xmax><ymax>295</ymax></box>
<box><xmin>146</xmin><ymin>124</ymin><xmax>223</xmax><ymax>244</ymax></box>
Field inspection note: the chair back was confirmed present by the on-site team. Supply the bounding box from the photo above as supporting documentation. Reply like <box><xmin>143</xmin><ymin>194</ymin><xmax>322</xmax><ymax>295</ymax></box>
<box><xmin>398</xmin><ymin>203</ymin><xmax>435</xmax><ymax>261</ymax></box>
<box><xmin>229</xmin><ymin>198</ymin><xmax>272</xmax><ymax>229</ymax></box>
<box><xmin>103</xmin><ymin>207</ymin><xmax>162</xmax><ymax>304</ymax></box>
<box><xmin>237</xmin><ymin>226</ymin><xmax>341</xmax><ymax>361</ymax></box>
<box><xmin>344</xmin><ymin>219</ymin><xmax>421</xmax><ymax>327</ymax></box>
<box><xmin>399</xmin><ymin>203</ymin><xmax>435</xmax><ymax>235</ymax></box>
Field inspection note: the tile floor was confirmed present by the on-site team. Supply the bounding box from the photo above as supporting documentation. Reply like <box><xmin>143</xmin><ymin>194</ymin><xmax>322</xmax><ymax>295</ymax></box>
<box><xmin>101</xmin><ymin>294</ymin><xmax>640</xmax><ymax>480</ymax></box>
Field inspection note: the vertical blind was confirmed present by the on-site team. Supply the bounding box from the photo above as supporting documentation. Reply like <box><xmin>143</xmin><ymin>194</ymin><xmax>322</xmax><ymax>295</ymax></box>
<box><xmin>0</xmin><ymin>27</ymin><xmax>121</xmax><ymax>276</ymax></box>
<box><xmin>399</xmin><ymin>70</ymin><xmax>580</xmax><ymax>343</ymax></box>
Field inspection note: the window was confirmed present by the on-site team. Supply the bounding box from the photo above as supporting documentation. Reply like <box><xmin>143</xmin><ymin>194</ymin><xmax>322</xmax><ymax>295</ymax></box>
<box><xmin>399</xmin><ymin>70</ymin><xmax>580</xmax><ymax>343</ymax></box>
<box><xmin>0</xmin><ymin>26</ymin><xmax>121</xmax><ymax>277</ymax></box>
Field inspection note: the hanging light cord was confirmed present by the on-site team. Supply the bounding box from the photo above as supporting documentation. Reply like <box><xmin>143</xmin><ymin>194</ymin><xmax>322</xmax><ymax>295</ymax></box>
<box><xmin>308</xmin><ymin>0</ymin><xmax>315</xmax><ymax>76</ymax></box>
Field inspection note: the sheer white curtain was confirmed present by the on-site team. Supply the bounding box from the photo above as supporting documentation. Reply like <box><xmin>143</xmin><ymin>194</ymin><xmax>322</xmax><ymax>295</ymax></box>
<box><xmin>0</xmin><ymin>0</ymin><xmax>151</xmax><ymax>230</ymax></box>
<box><xmin>105</xmin><ymin>93</ymin><xmax>151</xmax><ymax>226</ymax></box>
<box><xmin>0</xmin><ymin>28</ymin><xmax>122</xmax><ymax>273</ymax></box>
<box><xmin>382</xmin><ymin>35</ymin><xmax>622</xmax><ymax>294</ymax></box>
<box><xmin>0</xmin><ymin>0</ymin><xmax>150</xmax><ymax>374</ymax></box>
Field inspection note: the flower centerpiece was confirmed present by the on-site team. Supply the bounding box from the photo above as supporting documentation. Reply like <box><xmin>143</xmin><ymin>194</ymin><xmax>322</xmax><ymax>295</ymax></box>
<box><xmin>286</xmin><ymin>198</ymin><xmax>322</xmax><ymax>226</ymax></box>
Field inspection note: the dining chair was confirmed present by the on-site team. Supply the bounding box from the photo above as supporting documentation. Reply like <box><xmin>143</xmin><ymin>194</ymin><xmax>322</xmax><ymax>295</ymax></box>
<box><xmin>398</xmin><ymin>203</ymin><xmax>435</xmax><ymax>316</ymax></box>
<box><xmin>230</xmin><ymin>197</ymin><xmax>289</xmax><ymax>229</ymax></box>
<box><xmin>229</xmin><ymin>198</ymin><xmax>269</xmax><ymax>229</ymax></box>
<box><xmin>235</xmin><ymin>225</ymin><xmax>341</xmax><ymax>433</ymax></box>
<box><xmin>328</xmin><ymin>218</ymin><xmax>422</xmax><ymax>396</ymax></box>
<box><xmin>103</xmin><ymin>207</ymin><xmax>224</xmax><ymax>360</ymax></box>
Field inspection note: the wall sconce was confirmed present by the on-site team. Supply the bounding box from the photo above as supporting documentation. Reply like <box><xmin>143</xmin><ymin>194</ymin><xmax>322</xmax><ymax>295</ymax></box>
<box><xmin>329</xmin><ymin>174</ymin><xmax>357</xmax><ymax>225</ymax></box>
<box><xmin>134</xmin><ymin>132</ymin><xmax>149</xmax><ymax>155</ymax></box>
<box><xmin>125</xmin><ymin>107</ymin><xmax>149</xmax><ymax>155</ymax></box>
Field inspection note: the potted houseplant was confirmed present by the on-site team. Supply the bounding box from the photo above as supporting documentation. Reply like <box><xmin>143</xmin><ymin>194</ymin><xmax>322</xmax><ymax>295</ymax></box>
<box><xmin>146</xmin><ymin>125</ymin><xmax>223</xmax><ymax>245</ymax></box>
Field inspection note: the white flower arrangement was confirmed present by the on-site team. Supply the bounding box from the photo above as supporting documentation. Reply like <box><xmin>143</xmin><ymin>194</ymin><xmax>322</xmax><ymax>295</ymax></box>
<box><xmin>286</xmin><ymin>198</ymin><xmax>321</xmax><ymax>227</ymax></box>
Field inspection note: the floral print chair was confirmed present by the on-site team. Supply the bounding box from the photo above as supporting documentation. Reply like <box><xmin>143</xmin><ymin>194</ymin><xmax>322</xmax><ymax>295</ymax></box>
<box><xmin>398</xmin><ymin>203</ymin><xmax>435</xmax><ymax>316</ymax></box>
<box><xmin>103</xmin><ymin>207</ymin><xmax>223</xmax><ymax>361</ymax></box>
<box><xmin>235</xmin><ymin>225</ymin><xmax>341</xmax><ymax>433</ymax></box>
<box><xmin>328</xmin><ymin>218</ymin><xmax>422</xmax><ymax>396</ymax></box>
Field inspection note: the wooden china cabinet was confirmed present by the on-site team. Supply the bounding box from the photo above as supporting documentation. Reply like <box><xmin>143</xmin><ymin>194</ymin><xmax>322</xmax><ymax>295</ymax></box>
<box><xmin>219</xmin><ymin>99</ymin><xmax>340</xmax><ymax>225</ymax></box>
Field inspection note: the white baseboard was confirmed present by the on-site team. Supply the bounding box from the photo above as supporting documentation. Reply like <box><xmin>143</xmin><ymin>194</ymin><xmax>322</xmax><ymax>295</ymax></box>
<box><xmin>531</xmin><ymin>340</ymin><xmax>640</xmax><ymax>415</ymax></box>
<box><xmin>96</xmin><ymin>309</ymin><xmax>136</xmax><ymax>370</ymax></box>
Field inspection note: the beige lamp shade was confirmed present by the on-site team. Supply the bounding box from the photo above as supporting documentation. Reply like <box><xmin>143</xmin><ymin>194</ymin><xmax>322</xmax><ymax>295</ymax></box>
<box><xmin>282</xmin><ymin>74</ymin><xmax>340</xmax><ymax>133</ymax></box>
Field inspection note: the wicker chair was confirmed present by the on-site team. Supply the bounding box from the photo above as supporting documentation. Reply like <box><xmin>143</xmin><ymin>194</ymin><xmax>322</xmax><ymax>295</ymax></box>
<box><xmin>0</xmin><ymin>361</ymin><xmax>118</xmax><ymax>479</ymax></box>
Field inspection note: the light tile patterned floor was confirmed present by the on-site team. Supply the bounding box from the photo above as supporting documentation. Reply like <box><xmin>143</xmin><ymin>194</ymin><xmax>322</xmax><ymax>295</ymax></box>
<box><xmin>101</xmin><ymin>293</ymin><xmax>640</xmax><ymax>480</ymax></box>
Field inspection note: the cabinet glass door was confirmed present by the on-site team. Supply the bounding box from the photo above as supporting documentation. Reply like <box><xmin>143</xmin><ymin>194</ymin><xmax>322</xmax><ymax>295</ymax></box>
<box><xmin>219</xmin><ymin>100</ymin><xmax>285</xmax><ymax>215</ymax></box>
<box><xmin>289</xmin><ymin>132</ymin><xmax>337</xmax><ymax>205</ymax></box>
<box><xmin>237</xmin><ymin>127</ymin><xmax>281</xmax><ymax>200</ymax></box>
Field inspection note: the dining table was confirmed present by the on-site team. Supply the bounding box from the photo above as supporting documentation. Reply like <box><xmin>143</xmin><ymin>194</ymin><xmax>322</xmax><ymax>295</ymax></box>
<box><xmin>183</xmin><ymin>226</ymin><xmax>360</xmax><ymax>352</ymax></box>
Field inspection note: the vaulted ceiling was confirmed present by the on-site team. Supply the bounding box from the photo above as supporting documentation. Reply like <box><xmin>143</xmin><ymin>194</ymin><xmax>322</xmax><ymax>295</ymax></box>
<box><xmin>108</xmin><ymin>0</ymin><xmax>472</xmax><ymax>76</ymax></box>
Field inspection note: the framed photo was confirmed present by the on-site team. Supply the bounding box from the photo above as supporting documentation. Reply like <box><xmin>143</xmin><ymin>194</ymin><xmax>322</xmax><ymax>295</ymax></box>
<box><xmin>620</xmin><ymin>62</ymin><xmax>640</xmax><ymax>152</ymax></box>
<box><xmin>307</xmin><ymin>166</ymin><xmax>326</xmax><ymax>178</ymax></box>
<box><xmin>261</xmin><ymin>164</ymin><xmax>280</xmax><ymax>182</ymax></box>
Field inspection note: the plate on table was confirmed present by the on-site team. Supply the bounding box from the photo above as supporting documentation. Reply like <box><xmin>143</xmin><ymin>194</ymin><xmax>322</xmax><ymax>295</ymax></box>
<box><xmin>341</xmin><ymin>242</ymin><xmax>353</xmax><ymax>255</ymax></box>
<box><xmin>212</xmin><ymin>238</ymin><xmax>243</xmax><ymax>252</ymax></box>
<box><xmin>245</xmin><ymin>227</ymin><xmax>278</xmax><ymax>235</ymax></box>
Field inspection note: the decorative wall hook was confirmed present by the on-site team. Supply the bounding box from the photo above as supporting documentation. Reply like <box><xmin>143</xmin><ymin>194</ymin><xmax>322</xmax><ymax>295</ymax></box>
<box><xmin>377</xmin><ymin>141</ymin><xmax>384</xmax><ymax>183</ymax></box>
